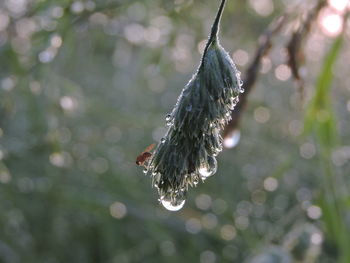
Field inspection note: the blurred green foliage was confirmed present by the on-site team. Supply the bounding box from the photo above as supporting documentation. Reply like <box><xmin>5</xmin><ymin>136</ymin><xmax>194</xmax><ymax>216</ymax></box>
<box><xmin>0</xmin><ymin>0</ymin><xmax>349</xmax><ymax>262</ymax></box>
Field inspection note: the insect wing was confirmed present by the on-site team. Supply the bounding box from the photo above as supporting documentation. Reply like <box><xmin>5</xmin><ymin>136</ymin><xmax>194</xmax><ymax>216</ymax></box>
<box><xmin>143</xmin><ymin>143</ymin><xmax>156</xmax><ymax>153</ymax></box>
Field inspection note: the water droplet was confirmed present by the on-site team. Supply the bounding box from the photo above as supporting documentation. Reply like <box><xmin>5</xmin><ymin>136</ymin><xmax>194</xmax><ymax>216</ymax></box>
<box><xmin>165</xmin><ymin>114</ymin><xmax>173</xmax><ymax>126</ymax></box>
<box><xmin>152</xmin><ymin>171</ymin><xmax>157</xmax><ymax>176</ymax></box>
<box><xmin>199</xmin><ymin>157</ymin><xmax>217</xmax><ymax>179</ymax></box>
<box><xmin>161</xmin><ymin>138</ymin><xmax>166</xmax><ymax>143</ymax></box>
<box><xmin>239</xmin><ymin>87</ymin><xmax>245</xmax><ymax>93</ymax></box>
<box><xmin>239</xmin><ymin>79</ymin><xmax>243</xmax><ymax>87</ymax></box>
<box><xmin>215</xmin><ymin>146</ymin><xmax>223</xmax><ymax>153</ymax></box>
<box><xmin>236</xmin><ymin>71</ymin><xmax>241</xmax><ymax>78</ymax></box>
<box><xmin>186</xmin><ymin>104</ymin><xmax>192</xmax><ymax>112</ymax></box>
<box><xmin>229</xmin><ymin>96</ymin><xmax>239</xmax><ymax>110</ymax></box>
<box><xmin>143</xmin><ymin>168</ymin><xmax>148</xmax><ymax>174</ymax></box>
<box><xmin>219</xmin><ymin>118</ymin><xmax>226</xmax><ymax>126</ymax></box>
<box><xmin>161</xmin><ymin>198</ymin><xmax>186</xmax><ymax>211</ymax></box>
<box><xmin>232</xmin><ymin>96</ymin><xmax>239</xmax><ymax>104</ymax></box>
<box><xmin>223</xmin><ymin>130</ymin><xmax>241</xmax><ymax>149</ymax></box>
<box><xmin>225</xmin><ymin>111</ymin><xmax>231</xmax><ymax>117</ymax></box>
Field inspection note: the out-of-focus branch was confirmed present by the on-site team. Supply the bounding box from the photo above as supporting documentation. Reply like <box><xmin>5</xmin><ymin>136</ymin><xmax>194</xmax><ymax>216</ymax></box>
<box><xmin>223</xmin><ymin>0</ymin><xmax>332</xmax><ymax>140</ymax></box>
<box><xmin>287</xmin><ymin>0</ymin><xmax>327</xmax><ymax>98</ymax></box>
<box><xmin>223</xmin><ymin>14</ymin><xmax>287</xmax><ymax>138</ymax></box>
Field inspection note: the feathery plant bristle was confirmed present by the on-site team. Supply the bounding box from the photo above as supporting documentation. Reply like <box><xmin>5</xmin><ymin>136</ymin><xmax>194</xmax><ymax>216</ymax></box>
<box><xmin>146</xmin><ymin>0</ymin><xmax>243</xmax><ymax>211</ymax></box>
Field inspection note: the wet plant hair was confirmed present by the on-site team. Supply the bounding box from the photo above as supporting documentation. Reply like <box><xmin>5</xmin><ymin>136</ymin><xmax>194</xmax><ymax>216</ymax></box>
<box><xmin>146</xmin><ymin>0</ymin><xmax>243</xmax><ymax>211</ymax></box>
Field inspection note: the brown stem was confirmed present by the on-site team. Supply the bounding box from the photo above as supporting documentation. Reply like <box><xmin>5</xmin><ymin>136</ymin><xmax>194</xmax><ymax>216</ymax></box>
<box><xmin>287</xmin><ymin>0</ymin><xmax>327</xmax><ymax>99</ymax></box>
<box><xmin>223</xmin><ymin>14</ymin><xmax>287</xmax><ymax>138</ymax></box>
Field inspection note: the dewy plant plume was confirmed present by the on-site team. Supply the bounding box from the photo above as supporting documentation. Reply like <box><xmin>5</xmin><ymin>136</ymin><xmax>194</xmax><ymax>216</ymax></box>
<box><xmin>145</xmin><ymin>0</ymin><xmax>243</xmax><ymax>211</ymax></box>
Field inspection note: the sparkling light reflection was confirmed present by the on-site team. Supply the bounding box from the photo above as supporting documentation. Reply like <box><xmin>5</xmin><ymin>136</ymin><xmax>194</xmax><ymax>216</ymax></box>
<box><xmin>318</xmin><ymin>8</ymin><xmax>343</xmax><ymax>37</ymax></box>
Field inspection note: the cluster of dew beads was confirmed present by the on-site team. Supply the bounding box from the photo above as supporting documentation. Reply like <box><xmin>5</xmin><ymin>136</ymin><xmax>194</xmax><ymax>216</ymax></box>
<box><xmin>238</xmin><ymin>73</ymin><xmax>244</xmax><ymax>93</ymax></box>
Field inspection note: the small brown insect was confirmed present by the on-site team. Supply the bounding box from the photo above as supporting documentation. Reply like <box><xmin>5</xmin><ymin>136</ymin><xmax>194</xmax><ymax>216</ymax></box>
<box><xmin>136</xmin><ymin>143</ymin><xmax>156</xmax><ymax>167</ymax></box>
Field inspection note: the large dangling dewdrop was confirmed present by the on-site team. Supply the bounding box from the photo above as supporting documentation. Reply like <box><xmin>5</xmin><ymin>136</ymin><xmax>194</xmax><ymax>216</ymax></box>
<box><xmin>143</xmin><ymin>0</ymin><xmax>243</xmax><ymax>211</ymax></box>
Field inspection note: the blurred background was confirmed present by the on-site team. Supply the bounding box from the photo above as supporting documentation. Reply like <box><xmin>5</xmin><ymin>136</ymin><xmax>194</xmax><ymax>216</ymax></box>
<box><xmin>0</xmin><ymin>0</ymin><xmax>349</xmax><ymax>262</ymax></box>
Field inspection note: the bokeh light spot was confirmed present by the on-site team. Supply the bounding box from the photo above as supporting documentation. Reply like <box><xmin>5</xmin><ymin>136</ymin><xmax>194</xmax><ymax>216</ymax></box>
<box><xmin>200</xmin><ymin>250</ymin><xmax>216</xmax><ymax>263</ymax></box>
<box><xmin>300</xmin><ymin>142</ymin><xmax>316</xmax><ymax>159</ymax></box>
<box><xmin>263</xmin><ymin>177</ymin><xmax>278</xmax><ymax>192</ymax></box>
<box><xmin>307</xmin><ymin>205</ymin><xmax>322</xmax><ymax>220</ymax></box>
<box><xmin>318</xmin><ymin>8</ymin><xmax>343</xmax><ymax>37</ymax></box>
<box><xmin>275</xmin><ymin>64</ymin><xmax>291</xmax><ymax>81</ymax></box>
<box><xmin>232</xmin><ymin>49</ymin><xmax>249</xmax><ymax>66</ymax></box>
<box><xmin>195</xmin><ymin>194</ymin><xmax>212</xmax><ymax>210</ymax></box>
<box><xmin>220</xmin><ymin>224</ymin><xmax>237</xmax><ymax>241</ymax></box>
<box><xmin>254</xmin><ymin>106</ymin><xmax>271</xmax><ymax>123</ymax></box>
<box><xmin>249</xmin><ymin>0</ymin><xmax>274</xmax><ymax>17</ymax></box>
<box><xmin>185</xmin><ymin>218</ymin><xmax>202</xmax><ymax>234</ymax></box>
<box><xmin>110</xmin><ymin>202</ymin><xmax>127</xmax><ymax>219</ymax></box>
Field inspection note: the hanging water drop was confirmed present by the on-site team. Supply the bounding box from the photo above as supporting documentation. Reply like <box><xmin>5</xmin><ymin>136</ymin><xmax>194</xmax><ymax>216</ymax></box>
<box><xmin>239</xmin><ymin>79</ymin><xmax>243</xmax><ymax>87</ymax></box>
<box><xmin>223</xmin><ymin>130</ymin><xmax>241</xmax><ymax>149</ymax></box>
<box><xmin>199</xmin><ymin>156</ymin><xmax>217</xmax><ymax>179</ymax></box>
<box><xmin>161</xmin><ymin>196</ymin><xmax>186</xmax><ymax>211</ymax></box>
<box><xmin>161</xmin><ymin>138</ymin><xmax>166</xmax><ymax>143</ymax></box>
<box><xmin>143</xmin><ymin>168</ymin><xmax>148</xmax><ymax>174</ymax></box>
<box><xmin>186</xmin><ymin>104</ymin><xmax>192</xmax><ymax>112</ymax></box>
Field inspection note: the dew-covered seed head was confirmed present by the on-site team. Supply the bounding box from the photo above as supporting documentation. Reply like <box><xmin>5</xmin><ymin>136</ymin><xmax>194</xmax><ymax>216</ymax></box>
<box><xmin>144</xmin><ymin>0</ymin><xmax>243</xmax><ymax>210</ymax></box>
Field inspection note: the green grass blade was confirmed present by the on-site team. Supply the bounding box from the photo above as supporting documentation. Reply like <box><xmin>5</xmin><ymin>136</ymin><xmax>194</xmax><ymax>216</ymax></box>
<box><xmin>304</xmin><ymin>35</ymin><xmax>344</xmax><ymax>148</ymax></box>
